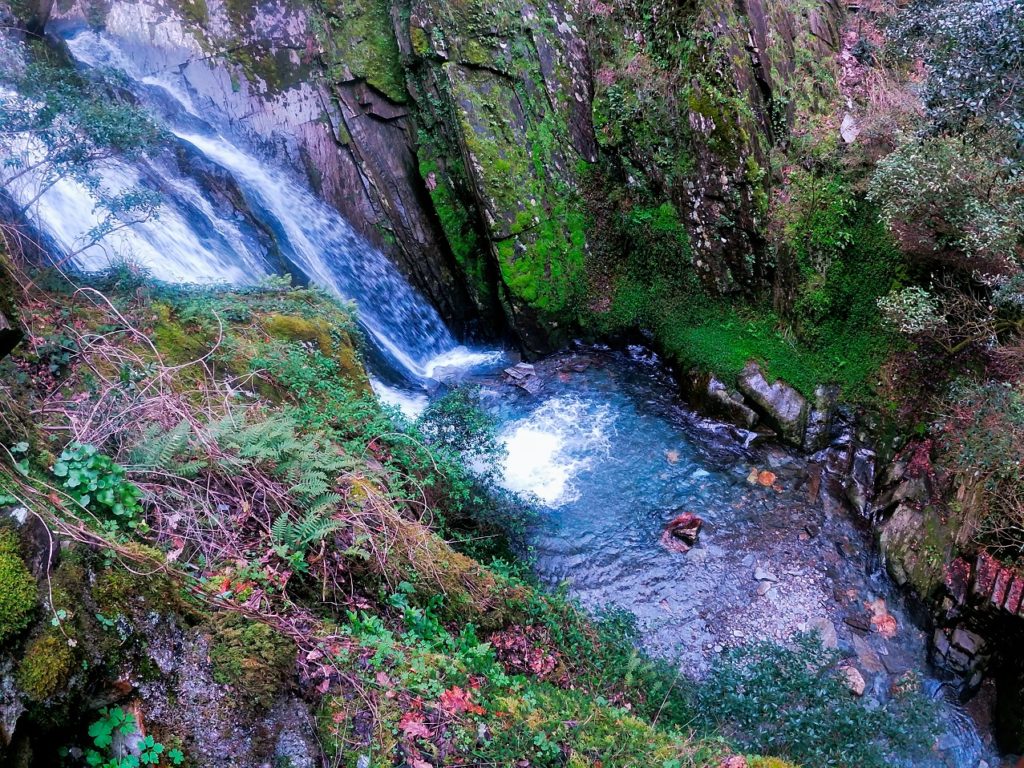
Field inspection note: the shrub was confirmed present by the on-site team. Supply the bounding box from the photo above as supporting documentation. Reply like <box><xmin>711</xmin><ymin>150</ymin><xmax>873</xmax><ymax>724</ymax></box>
<box><xmin>867</xmin><ymin>131</ymin><xmax>1023</xmax><ymax>274</ymax></box>
<box><xmin>888</xmin><ymin>0</ymin><xmax>1024</xmax><ymax>136</ymax></box>
<box><xmin>0</xmin><ymin>527</ymin><xmax>37</xmax><ymax>644</ymax></box>
<box><xmin>942</xmin><ymin>381</ymin><xmax>1024</xmax><ymax>560</ymax></box>
<box><xmin>698</xmin><ymin>633</ymin><xmax>937</xmax><ymax>767</ymax></box>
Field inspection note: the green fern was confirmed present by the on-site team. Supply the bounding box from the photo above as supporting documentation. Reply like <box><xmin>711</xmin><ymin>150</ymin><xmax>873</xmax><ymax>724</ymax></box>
<box><xmin>128</xmin><ymin>421</ymin><xmax>206</xmax><ymax>478</ymax></box>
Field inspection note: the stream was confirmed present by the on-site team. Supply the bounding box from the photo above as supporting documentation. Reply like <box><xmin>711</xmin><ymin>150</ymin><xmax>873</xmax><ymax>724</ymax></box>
<box><xmin>8</xmin><ymin>22</ymin><xmax>998</xmax><ymax>768</ymax></box>
<box><xmin>473</xmin><ymin>347</ymin><xmax>992</xmax><ymax>768</ymax></box>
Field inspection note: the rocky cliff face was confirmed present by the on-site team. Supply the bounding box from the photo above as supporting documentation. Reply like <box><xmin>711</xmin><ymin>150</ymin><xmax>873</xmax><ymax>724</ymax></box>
<box><xmin>34</xmin><ymin>0</ymin><xmax>844</xmax><ymax>352</ymax></box>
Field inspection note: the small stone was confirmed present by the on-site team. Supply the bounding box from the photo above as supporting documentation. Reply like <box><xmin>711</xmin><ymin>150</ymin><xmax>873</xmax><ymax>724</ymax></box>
<box><xmin>841</xmin><ymin>666</ymin><xmax>866</xmax><ymax>696</ymax></box>
<box><xmin>753</xmin><ymin>566</ymin><xmax>778</xmax><ymax>583</ymax></box>
<box><xmin>804</xmin><ymin>523</ymin><xmax>820</xmax><ymax>538</ymax></box>
<box><xmin>756</xmin><ymin>581</ymin><xmax>772</xmax><ymax>597</ymax></box>
<box><xmin>357</xmin><ymin>757</ymin><xmax>371</xmax><ymax>768</ymax></box>
<box><xmin>757</xmin><ymin>470</ymin><xmax>777</xmax><ymax>487</ymax></box>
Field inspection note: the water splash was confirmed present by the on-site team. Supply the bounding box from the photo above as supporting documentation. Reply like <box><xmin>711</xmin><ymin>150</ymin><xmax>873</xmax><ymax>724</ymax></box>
<box><xmin>497</xmin><ymin>395</ymin><xmax>615</xmax><ymax>507</ymax></box>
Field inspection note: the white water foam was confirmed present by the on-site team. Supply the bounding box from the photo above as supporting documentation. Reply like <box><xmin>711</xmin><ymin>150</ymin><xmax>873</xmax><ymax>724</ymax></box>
<box><xmin>498</xmin><ymin>395</ymin><xmax>614</xmax><ymax>507</ymax></box>
<box><xmin>370</xmin><ymin>378</ymin><xmax>429</xmax><ymax>420</ymax></box>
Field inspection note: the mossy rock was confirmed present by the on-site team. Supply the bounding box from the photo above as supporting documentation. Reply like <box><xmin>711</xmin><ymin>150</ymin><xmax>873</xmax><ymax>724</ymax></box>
<box><xmin>16</xmin><ymin>631</ymin><xmax>76</xmax><ymax>702</ymax></box>
<box><xmin>207</xmin><ymin>614</ymin><xmax>296</xmax><ymax>710</ymax></box>
<box><xmin>0</xmin><ymin>528</ymin><xmax>38</xmax><ymax>645</ymax></box>
<box><xmin>261</xmin><ymin>313</ymin><xmax>368</xmax><ymax>392</ymax></box>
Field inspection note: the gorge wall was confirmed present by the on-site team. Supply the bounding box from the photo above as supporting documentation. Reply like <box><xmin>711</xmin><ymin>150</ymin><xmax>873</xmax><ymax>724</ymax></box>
<box><xmin>33</xmin><ymin>0</ymin><xmax>843</xmax><ymax>350</ymax></box>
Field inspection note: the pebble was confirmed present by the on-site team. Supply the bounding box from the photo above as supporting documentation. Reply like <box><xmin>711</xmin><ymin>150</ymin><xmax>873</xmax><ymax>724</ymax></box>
<box><xmin>753</xmin><ymin>566</ymin><xmax>778</xmax><ymax>582</ymax></box>
<box><xmin>756</xmin><ymin>581</ymin><xmax>772</xmax><ymax>596</ymax></box>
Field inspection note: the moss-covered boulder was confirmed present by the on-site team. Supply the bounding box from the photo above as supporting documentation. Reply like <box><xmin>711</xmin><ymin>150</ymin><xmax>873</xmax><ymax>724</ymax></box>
<box><xmin>0</xmin><ymin>529</ymin><xmax>37</xmax><ymax>647</ymax></box>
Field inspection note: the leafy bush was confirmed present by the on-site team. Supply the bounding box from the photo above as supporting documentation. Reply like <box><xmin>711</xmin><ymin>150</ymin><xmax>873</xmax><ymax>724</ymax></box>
<box><xmin>698</xmin><ymin>633</ymin><xmax>937</xmax><ymax>767</ymax></box>
<box><xmin>888</xmin><ymin>0</ymin><xmax>1024</xmax><ymax>136</ymax></box>
<box><xmin>942</xmin><ymin>381</ymin><xmax>1024</xmax><ymax>560</ymax></box>
<box><xmin>867</xmin><ymin>131</ymin><xmax>1023</xmax><ymax>274</ymax></box>
<box><xmin>0</xmin><ymin>40</ymin><xmax>164</xmax><ymax>258</ymax></box>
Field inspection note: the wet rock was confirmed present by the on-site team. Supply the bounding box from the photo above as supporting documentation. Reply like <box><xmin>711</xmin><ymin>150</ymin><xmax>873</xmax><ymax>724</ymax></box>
<box><xmin>840</xmin><ymin>112</ymin><xmax>860</xmax><ymax>144</ymax></box>
<box><xmin>803</xmin><ymin>384</ymin><xmax>838</xmax><ymax>452</ymax></box>
<box><xmin>736</xmin><ymin>362</ymin><xmax>809</xmax><ymax>446</ymax></box>
<box><xmin>503</xmin><ymin>363</ymin><xmax>542</xmax><ymax>394</ymax></box>
<box><xmin>851</xmin><ymin>633</ymin><xmax>884</xmax><ymax>673</ymax></box>
<box><xmin>845</xmin><ymin>447</ymin><xmax>876</xmax><ymax>518</ymax></box>
<box><xmin>951</xmin><ymin>628</ymin><xmax>984</xmax><ymax>656</ymax></box>
<box><xmin>844</xmin><ymin>614</ymin><xmax>872</xmax><ymax>634</ymax></box>
<box><xmin>661</xmin><ymin>513</ymin><xmax>704</xmax><ymax>554</ymax></box>
<box><xmin>0</xmin><ymin>657</ymin><xmax>23</xmax><ymax>747</ymax></box>
<box><xmin>703</xmin><ymin>375</ymin><xmax>759</xmax><ymax>430</ymax></box>
<box><xmin>945</xmin><ymin>557</ymin><xmax>973</xmax><ymax>605</ymax></box>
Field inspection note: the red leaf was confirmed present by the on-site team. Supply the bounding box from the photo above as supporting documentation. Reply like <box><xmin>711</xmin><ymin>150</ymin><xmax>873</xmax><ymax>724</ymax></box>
<box><xmin>398</xmin><ymin>712</ymin><xmax>431</xmax><ymax>740</ymax></box>
<box><xmin>439</xmin><ymin>686</ymin><xmax>485</xmax><ymax>716</ymax></box>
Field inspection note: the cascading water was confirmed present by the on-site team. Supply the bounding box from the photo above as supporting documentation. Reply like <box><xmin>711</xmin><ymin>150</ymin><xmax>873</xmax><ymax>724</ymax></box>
<box><xmin>10</xmin><ymin>27</ymin><xmax>499</xmax><ymax>384</ymax></box>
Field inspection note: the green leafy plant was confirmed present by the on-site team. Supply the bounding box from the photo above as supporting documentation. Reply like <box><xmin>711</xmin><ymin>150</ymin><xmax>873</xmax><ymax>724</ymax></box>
<box><xmin>83</xmin><ymin>707</ymin><xmax>183</xmax><ymax>767</ymax></box>
<box><xmin>51</xmin><ymin>443</ymin><xmax>145</xmax><ymax>534</ymax></box>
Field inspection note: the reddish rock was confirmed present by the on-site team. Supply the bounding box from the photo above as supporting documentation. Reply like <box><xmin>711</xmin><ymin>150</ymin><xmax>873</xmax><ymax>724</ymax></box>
<box><xmin>991</xmin><ymin>568</ymin><xmax>1013</xmax><ymax>609</ymax></box>
<box><xmin>974</xmin><ymin>552</ymin><xmax>1001</xmax><ymax>598</ymax></box>
<box><xmin>944</xmin><ymin>557</ymin><xmax>972</xmax><ymax>605</ymax></box>
<box><xmin>661</xmin><ymin>513</ymin><xmax>704</xmax><ymax>554</ymax></box>
<box><xmin>1004</xmin><ymin>576</ymin><xmax>1024</xmax><ymax>614</ymax></box>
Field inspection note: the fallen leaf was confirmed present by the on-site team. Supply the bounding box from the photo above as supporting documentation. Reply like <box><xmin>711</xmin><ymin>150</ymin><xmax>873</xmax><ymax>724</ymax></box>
<box><xmin>757</xmin><ymin>470</ymin><xmax>777</xmax><ymax>487</ymax></box>
<box><xmin>399</xmin><ymin>712</ymin><xmax>431</xmax><ymax>740</ymax></box>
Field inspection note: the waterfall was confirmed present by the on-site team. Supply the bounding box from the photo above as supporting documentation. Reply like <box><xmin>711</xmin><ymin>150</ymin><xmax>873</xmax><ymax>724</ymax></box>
<box><xmin>8</xmin><ymin>28</ymin><xmax>500</xmax><ymax>384</ymax></box>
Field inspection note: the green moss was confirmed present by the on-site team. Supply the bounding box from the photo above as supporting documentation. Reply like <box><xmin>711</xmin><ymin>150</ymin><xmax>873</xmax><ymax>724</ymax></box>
<box><xmin>316</xmin><ymin>0</ymin><xmax>407</xmax><ymax>103</ymax></box>
<box><xmin>410</xmin><ymin>25</ymin><xmax>431</xmax><ymax>57</ymax></box>
<box><xmin>16</xmin><ymin>632</ymin><xmax>75</xmax><ymax>702</ymax></box>
<box><xmin>181</xmin><ymin>0</ymin><xmax>209</xmax><ymax>25</ymax></box>
<box><xmin>0</xmin><ymin>528</ymin><xmax>38</xmax><ymax>645</ymax></box>
<box><xmin>208</xmin><ymin>614</ymin><xmax>295</xmax><ymax>710</ymax></box>
<box><xmin>152</xmin><ymin>302</ymin><xmax>210</xmax><ymax>367</ymax></box>
<box><xmin>262</xmin><ymin>313</ymin><xmax>368</xmax><ymax>391</ymax></box>
<box><xmin>91</xmin><ymin>562</ymin><xmax>177</xmax><ymax>618</ymax></box>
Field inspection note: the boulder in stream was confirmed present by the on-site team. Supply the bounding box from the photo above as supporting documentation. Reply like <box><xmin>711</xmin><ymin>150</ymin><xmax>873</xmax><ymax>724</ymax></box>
<box><xmin>661</xmin><ymin>513</ymin><xmax>704</xmax><ymax>553</ymax></box>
